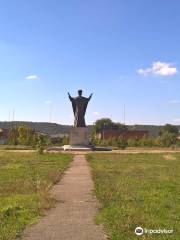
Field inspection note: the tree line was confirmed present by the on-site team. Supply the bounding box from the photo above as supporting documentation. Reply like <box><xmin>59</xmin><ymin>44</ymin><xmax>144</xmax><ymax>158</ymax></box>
<box><xmin>6</xmin><ymin>120</ymin><xmax>180</xmax><ymax>150</ymax></box>
<box><xmin>91</xmin><ymin>119</ymin><xmax>180</xmax><ymax>149</ymax></box>
<box><xmin>7</xmin><ymin>125</ymin><xmax>69</xmax><ymax>149</ymax></box>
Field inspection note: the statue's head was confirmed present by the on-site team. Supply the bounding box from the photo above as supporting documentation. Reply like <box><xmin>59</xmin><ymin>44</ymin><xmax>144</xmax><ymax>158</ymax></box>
<box><xmin>78</xmin><ymin>89</ymin><xmax>82</xmax><ymax>96</ymax></box>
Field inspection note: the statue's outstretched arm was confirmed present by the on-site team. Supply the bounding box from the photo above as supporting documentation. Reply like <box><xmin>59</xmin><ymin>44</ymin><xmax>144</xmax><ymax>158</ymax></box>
<box><xmin>88</xmin><ymin>93</ymin><xmax>93</xmax><ymax>101</ymax></box>
<box><xmin>68</xmin><ymin>92</ymin><xmax>73</xmax><ymax>101</ymax></box>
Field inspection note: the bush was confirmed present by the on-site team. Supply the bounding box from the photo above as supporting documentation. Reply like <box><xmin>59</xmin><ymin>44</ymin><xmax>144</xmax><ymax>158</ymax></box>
<box><xmin>127</xmin><ymin>138</ymin><xmax>139</xmax><ymax>147</ymax></box>
<box><xmin>138</xmin><ymin>136</ymin><xmax>154</xmax><ymax>147</ymax></box>
<box><xmin>175</xmin><ymin>139</ymin><xmax>180</xmax><ymax>147</ymax></box>
<box><xmin>158</xmin><ymin>132</ymin><xmax>177</xmax><ymax>147</ymax></box>
<box><xmin>7</xmin><ymin>126</ymin><xmax>51</xmax><ymax>148</ymax></box>
<box><xmin>62</xmin><ymin>136</ymin><xmax>69</xmax><ymax>145</ymax></box>
<box><xmin>116</xmin><ymin>137</ymin><xmax>127</xmax><ymax>149</ymax></box>
<box><xmin>159</xmin><ymin>124</ymin><xmax>179</xmax><ymax>136</ymax></box>
<box><xmin>7</xmin><ymin>128</ymin><xmax>18</xmax><ymax>145</ymax></box>
<box><xmin>36</xmin><ymin>135</ymin><xmax>44</xmax><ymax>154</ymax></box>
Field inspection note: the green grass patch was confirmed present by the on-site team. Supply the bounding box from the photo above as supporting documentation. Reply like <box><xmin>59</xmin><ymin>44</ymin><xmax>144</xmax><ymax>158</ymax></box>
<box><xmin>0</xmin><ymin>151</ymin><xmax>72</xmax><ymax>240</ymax></box>
<box><xmin>87</xmin><ymin>153</ymin><xmax>180</xmax><ymax>240</ymax></box>
<box><xmin>0</xmin><ymin>145</ymin><xmax>35</xmax><ymax>150</ymax></box>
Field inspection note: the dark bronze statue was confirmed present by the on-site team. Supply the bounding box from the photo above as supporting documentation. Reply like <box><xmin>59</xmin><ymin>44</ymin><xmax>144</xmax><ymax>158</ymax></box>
<box><xmin>68</xmin><ymin>90</ymin><xmax>93</xmax><ymax>127</ymax></box>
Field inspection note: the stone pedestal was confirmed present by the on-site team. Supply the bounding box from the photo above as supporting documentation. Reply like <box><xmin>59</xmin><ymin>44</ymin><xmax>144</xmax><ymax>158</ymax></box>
<box><xmin>69</xmin><ymin>127</ymin><xmax>89</xmax><ymax>146</ymax></box>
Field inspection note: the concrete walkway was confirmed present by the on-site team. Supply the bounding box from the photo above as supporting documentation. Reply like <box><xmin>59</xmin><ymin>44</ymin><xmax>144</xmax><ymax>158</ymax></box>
<box><xmin>22</xmin><ymin>155</ymin><xmax>106</xmax><ymax>240</ymax></box>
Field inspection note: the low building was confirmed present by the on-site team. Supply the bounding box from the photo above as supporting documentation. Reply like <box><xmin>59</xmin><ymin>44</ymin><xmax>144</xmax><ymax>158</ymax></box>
<box><xmin>96</xmin><ymin>129</ymin><xmax>148</xmax><ymax>140</ymax></box>
<box><xmin>0</xmin><ymin>128</ymin><xmax>9</xmax><ymax>144</ymax></box>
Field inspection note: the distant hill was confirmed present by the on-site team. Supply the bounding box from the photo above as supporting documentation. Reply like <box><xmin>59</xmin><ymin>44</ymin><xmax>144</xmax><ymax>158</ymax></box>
<box><xmin>0</xmin><ymin>121</ymin><xmax>180</xmax><ymax>138</ymax></box>
<box><xmin>0</xmin><ymin>121</ymin><xmax>72</xmax><ymax>135</ymax></box>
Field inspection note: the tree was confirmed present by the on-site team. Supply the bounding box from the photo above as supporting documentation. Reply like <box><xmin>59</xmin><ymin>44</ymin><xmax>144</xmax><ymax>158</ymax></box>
<box><xmin>18</xmin><ymin>125</ymin><xmax>28</xmax><ymax>145</ymax></box>
<box><xmin>31</xmin><ymin>133</ymin><xmax>38</xmax><ymax>147</ymax></box>
<box><xmin>93</xmin><ymin>118</ymin><xmax>127</xmax><ymax>132</ymax></box>
<box><xmin>159</xmin><ymin>124</ymin><xmax>179</xmax><ymax>136</ymax></box>
<box><xmin>158</xmin><ymin>124</ymin><xmax>179</xmax><ymax>147</ymax></box>
<box><xmin>93</xmin><ymin>118</ymin><xmax>114</xmax><ymax>132</ymax></box>
<box><xmin>26</xmin><ymin>127</ymin><xmax>35</xmax><ymax>145</ymax></box>
<box><xmin>36</xmin><ymin>135</ymin><xmax>44</xmax><ymax>154</ymax></box>
<box><xmin>7</xmin><ymin>128</ymin><xmax>18</xmax><ymax>145</ymax></box>
<box><xmin>114</xmin><ymin>122</ymin><xmax>127</xmax><ymax>131</ymax></box>
<box><xmin>158</xmin><ymin>132</ymin><xmax>177</xmax><ymax>147</ymax></box>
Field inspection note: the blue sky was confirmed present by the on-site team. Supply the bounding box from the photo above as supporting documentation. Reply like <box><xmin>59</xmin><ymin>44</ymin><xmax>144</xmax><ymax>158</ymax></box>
<box><xmin>0</xmin><ymin>0</ymin><xmax>180</xmax><ymax>125</ymax></box>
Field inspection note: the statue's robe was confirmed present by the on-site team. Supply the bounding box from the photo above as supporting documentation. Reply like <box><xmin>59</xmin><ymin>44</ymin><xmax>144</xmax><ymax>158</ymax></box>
<box><xmin>70</xmin><ymin>96</ymin><xmax>89</xmax><ymax>127</ymax></box>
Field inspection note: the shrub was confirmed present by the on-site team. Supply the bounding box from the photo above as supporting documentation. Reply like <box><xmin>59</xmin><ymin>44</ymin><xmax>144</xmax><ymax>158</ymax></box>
<box><xmin>138</xmin><ymin>136</ymin><xmax>154</xmax><ymax>147</ymax></box>
<box><xmin>127</xmin><ymin>138</ymin><xmax>139</xmax><ymax>147</ymax></box>
<box><xmin>36</xmin><ymin>135</ymin><xmax>44</xmax><ymax>154</ymax></box>
<box><xmin>116</xmin><ymin>137</ymin><xmax>127</xmax><ymax>149</ymax></box>
<box><xmin>157</xmin><ymin>132</ymin><xmax>177</xmax><ymax>147</ymax></box>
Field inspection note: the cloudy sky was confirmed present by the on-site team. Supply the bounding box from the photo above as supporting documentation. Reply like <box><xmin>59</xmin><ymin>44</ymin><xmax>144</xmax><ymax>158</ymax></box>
<box><xmin>0</xmin><ymin>0</ymin><xmax>180</xmax><ymax>125</ymax></box>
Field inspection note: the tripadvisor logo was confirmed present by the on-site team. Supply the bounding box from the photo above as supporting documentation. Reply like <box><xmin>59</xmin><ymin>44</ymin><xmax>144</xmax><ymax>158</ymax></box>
<box><xmin>135</xmin><ymin>226</ymin><xmax>173</xmax><ymax>236</ymax></box>
<box><xmin>135</xmin><ymin>227</ymin><xmax>143</xmax><ymax>236</ymax></box>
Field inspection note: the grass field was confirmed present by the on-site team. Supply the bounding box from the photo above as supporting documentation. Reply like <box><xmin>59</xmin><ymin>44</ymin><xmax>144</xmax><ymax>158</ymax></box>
<box><xmin>0</xmin><ymin>151</ymin><xmax>72</xmax><ymax>240</ymax></box>
<box><xmin>87</xmin><ymin>153</ymin><xmax>180</xmax><ymax>240</ymax></box>
<box><xmin>0</xmin><ymin>145</ymin><xmax>35</xmax><ymax>150</ymax></box>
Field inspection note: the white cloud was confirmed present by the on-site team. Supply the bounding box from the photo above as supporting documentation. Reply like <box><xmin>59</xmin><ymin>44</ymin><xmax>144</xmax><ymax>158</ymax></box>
<box><xmin>26</xmin><ymin>75</ymin><xmax>39</xmax><ymax>80</ymax></box>
<box><xmin>93</xmin><ymin>112</ymin><xmax>101</xmax><ymax>117</ymax></box>
<box><xmin>138</xmin><ymin>61</ymin><xmax>177</xmax><ymax>76</ymax></box>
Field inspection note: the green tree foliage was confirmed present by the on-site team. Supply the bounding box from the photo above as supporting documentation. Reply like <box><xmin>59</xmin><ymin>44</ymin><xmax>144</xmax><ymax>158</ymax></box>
<box><xmin>51</xmin><ymin>136</ymin><xmax>69</xmax><ymax>146</ymax></box>
<box><xmin>127</xmin><ymin>138</ymin><xmax>139</xmax><ymax>147</ymax></box>
<box><xmin>158</xmin><ymin>124</ymin><xmax>179</xmax><ymax>147</ymax></box>
<box><xmin>7</xmin><ymin>125</ymin><xmax>51</xmax><ymax>147</ymax></box>
<box><xmin>116</xmin><ymin>137</ymin><xmax>128</xmax><ymax>149</ymax></box>
<box><xmin>93</xmin><ymin>118</ymin><xmax>127</xmax><ymax>132</ymax></box>
<box><xmin>62</xmin><ymin>136</ymin><xmax>69</xmax><ymax>145</ymax></box>
<box><xmin>138</xmin><ymin>136</ymin><xmax>154</xmax><ymax>147</ymax></box>
<box><xmin>158</xmin><ymin>132</ymin><xmax>177</xmax><ymax>147</ymax></box>
<box><xmin>7</xmin><ymin>128</ymin><xmax>18</xmax><ymax>145</ymax></box>
<box><xmin>36</xmin><ymin>135</ymin><xmax>44</xmax><ymax>154</ymax></box>
<box><xmin>17</xmin><ymin>125</ymin><xmax>38</xmax><ymax>146</ymax></box>
<box><xmin>26</xmin><ymin>127</ymin><xmax>34</xmax><ymax>145</ymax></box>
<box><xmin>159</xmin><ymin>124</ymin><xmax>179</xmax><ymax>136</ymax></box>
<box><xmin>18</xmin><ymin>125</ymin><xmax>29</xmax><ymax>145</ymax></box>
<box><xmin>31</xmin><ymin>133</ymin><xmax>38</xmax><ymax>147</ymax></box>
<box><xmin>93</xmin><ymin>118</ymin><xmax>114</xmax><ymax>132</ymax></box>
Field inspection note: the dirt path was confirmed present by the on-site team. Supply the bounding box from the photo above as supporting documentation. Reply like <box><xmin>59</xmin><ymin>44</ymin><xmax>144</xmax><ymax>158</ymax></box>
<box><xmin>22</xmin><ymin>155</ymin><xmax>106</xmax><ymax>240</ymax></box>
<box><xmin>46</xmin><ymin>149</ymin><xmax>180</xmax><ymax>154</ymax></box>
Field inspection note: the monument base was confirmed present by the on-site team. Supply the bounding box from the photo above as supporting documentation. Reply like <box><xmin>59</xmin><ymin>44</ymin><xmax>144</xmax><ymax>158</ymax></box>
<box><xmin>45</xmin><ymin>145</ymin><xmax>92</xmax><ymax>152</ymax></box>
<box><xmin>45</xmin><ymin>145</ymin><xmax>112</xmax><ymax>152</ymax></box>
<box><xmin>63</xmin><ymin>145</ymin><xmax>92</xmax><ymax>151</ymax></box>
<box><xmin>62</xmin><ymin>127</ymin><xmax>92</xmax><ymax>151</ymax></box>
<box><xmin>46</xmin><ymin>127</ymin><xmax>112</xmax><ymax>152</ymax></box>
<box><xmin>69</xmin><ymin>127</ymin><xmax>89</xmax><ymax>146</ymax></box>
